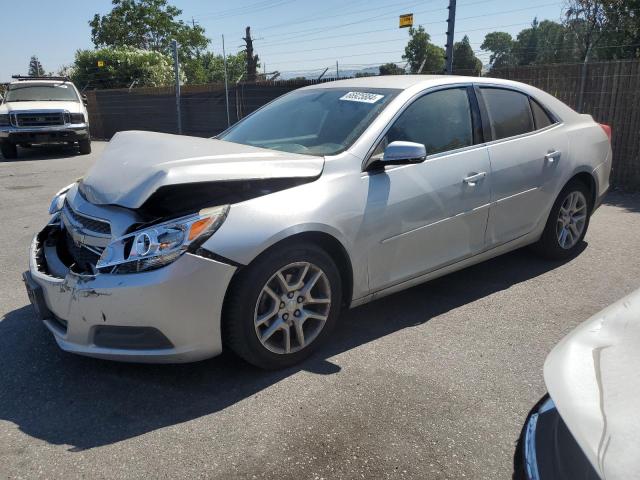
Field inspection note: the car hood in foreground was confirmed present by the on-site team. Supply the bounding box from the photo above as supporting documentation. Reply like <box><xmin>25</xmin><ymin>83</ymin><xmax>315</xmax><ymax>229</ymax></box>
<box><xmin>79</xmin><ymin>131</ymin><xmax>324</xmax><ymax>209</ymax></box>
<box><xmin>544</xmin><ymin>287</ymin><xmax>640</xmax><ymax>480</ymax></box>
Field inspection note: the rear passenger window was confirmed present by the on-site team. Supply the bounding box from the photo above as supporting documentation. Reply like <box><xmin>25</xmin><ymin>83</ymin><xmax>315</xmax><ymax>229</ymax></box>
<box><xmin>480</xmin><ymin>88</ymin><xmax>534</xmax><ymax>140</ymax></box>
<box><xmin>530</xmin><ymin>99</ymin><xmax>555</xmax><ymax>130</ymax></box>
<box><xmin>382</xmin><ymin>88</ymin><xmax>473</xmax><ymax>156</ymax></box>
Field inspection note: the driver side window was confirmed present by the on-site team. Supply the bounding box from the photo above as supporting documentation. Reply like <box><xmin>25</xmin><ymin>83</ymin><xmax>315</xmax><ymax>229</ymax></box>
<box><xmin>373</xmin><ymin>88</ymin><xmax>474</xmax><ymax>159</ymax></box>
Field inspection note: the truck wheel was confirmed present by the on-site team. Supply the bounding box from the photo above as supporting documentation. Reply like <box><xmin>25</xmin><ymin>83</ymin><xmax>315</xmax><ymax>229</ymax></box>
<box><xmin>224</xmin><ymin>242</ymin><xmax>342</xmax><ymax>369</ymax></box>
<box><xmin>0</xmin><ymin>142</ymin><xmax>17</xmax><ymax>160</ymax></box>
<box><xmin>78</xmin><ymin>139</ymin><xmax>91</xmax><ymax>155</ymax></box>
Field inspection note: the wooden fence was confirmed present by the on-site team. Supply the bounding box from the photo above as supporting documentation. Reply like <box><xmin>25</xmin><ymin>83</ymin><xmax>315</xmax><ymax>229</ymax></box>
<box><xmin>491</xmin><ymin>60</ymin><xmax>640</xmax><ymax>190</ymax></box>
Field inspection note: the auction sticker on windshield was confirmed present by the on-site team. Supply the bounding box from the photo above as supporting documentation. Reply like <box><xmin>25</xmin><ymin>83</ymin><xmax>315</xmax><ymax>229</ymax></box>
<box><xmin>339</xmin><ymin>92</ymin><xmax>385</xmax><ymax>103</ymax></box>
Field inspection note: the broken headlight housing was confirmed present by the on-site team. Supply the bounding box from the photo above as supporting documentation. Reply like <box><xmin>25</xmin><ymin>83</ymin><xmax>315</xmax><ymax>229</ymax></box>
<box><xmin>96</xmin><ymin>205</ymin><xmax>229</xmax><ymax>273</ymax></box>
<box><xmin>48</xmin><ymin>183</ymin><xmax>76</xmax><ymax>214</ymax></box>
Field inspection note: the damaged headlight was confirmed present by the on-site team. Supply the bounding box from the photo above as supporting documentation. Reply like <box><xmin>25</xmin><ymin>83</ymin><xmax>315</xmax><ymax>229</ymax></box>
<box><xmin>48</xmin><ymin>183</ymin><xmax>76</xmax><ymax>214</ymax></box>
<box><xmin>96</xmin><ymin>205</ymin><xmax>229</xmax><ymax>273</ymax></box>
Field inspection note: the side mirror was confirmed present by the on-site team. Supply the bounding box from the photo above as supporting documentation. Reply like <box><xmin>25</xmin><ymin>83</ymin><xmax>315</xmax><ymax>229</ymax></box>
<box><xmin>373</xmin><ymin>141</ymin><xmax>426</xmax><ymax>169</ymax></box>
<box><xmin>81</xmin><ymin>94</ymin><xmax>88</xmax><ymax>106</ymax></box>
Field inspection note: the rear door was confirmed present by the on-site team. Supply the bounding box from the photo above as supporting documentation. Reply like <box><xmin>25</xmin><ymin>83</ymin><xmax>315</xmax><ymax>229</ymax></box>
<box><xmin>477</xmin><ymin>86</ymin><xmax>566</xmax><ymax>246</ymax></box>
<box><xmin>364</xmin><ymin>86</ymin><xmax>492</xmax><ymax>292</ymax></box>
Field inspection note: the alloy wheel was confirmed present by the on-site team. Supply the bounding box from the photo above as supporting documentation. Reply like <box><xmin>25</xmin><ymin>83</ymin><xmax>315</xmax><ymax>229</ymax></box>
<box><xmin>254</xmin><ymin>262</ymin><xmax>332</xmax><ymax>355</ymax></box>
<box><xmin>556</xmin><ymin>191</ymin><xmax>587</xmax><ymax>249</ymax></box>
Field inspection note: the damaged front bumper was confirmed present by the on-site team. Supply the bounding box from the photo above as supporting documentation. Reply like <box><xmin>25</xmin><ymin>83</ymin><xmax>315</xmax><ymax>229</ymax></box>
<box><xmin>24</xmin><ymin>226</ymin><xmax>236</xmax><ymax>363</ymax></box>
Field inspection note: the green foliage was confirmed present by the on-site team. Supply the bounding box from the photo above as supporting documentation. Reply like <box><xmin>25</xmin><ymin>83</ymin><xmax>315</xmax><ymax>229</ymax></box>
<box><xmin>379</xmin><ymin>63</ymin><xmax>404</xmax><ymax>75</ymax></box>
<box><xmin>481</xmin><ymin>32</ymin><xmax>515</xmax><ymax>69</ymax></box>
<box><xmin>452</xmin><ymin>36</ymin><xmax>482</xmax><ymax>76</ymax></box>
<box><xmin>481</xmin><ymin>2</ymin><xmax>640</xmax><ymax>70</ymax></box>
<box><xmin>89</xmin><ymin>0</ymin><xmax>209</xmax><ymax>61</ymax></box>
<box><xmin>402</xmin><ymin>26</ymin><xmax>445</xmax><ymax>73</ymax></box>
<box><xmin>183</xmin><ymin>51</ymin><xmax>247</xmax><ymax>85</ymax></box>
<box><xmin>71</xmin><ymin>47</ymin><xmax>176</xmax><ymax>89</ymax></box>
<box><xmin>28</xmin><ymin>56</ymin><xmax>45</xmax><ymax>76</ymax></box>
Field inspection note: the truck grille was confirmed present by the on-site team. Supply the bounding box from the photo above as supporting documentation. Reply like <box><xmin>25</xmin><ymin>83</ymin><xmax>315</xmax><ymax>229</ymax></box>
<box><xmin>14</xmin><ymin>112</ymin><xmax>66</xmax><ymax>127</ymax></box>
<box><xmin>63</xmin><ymin>200</ymin><xmax>111</xmax><ymax>235</ymax></box>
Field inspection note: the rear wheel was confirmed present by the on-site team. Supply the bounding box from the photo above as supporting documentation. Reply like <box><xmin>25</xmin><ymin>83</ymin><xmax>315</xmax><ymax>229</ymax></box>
<box><xmin>224</xmin><ymin>243</ymin><xmax>342</xmax><ymax>369</ymax></box>
<box><xmin>533</xmin><ymin>180</ymin><xmax>592</xmax><ymax>260</ymax></box>
<box><xmin>0</xmin><ymin>141</ymin><xmax>17</xmax><ymax>159</ymax></box>
<box><xmin>78</xmin><ymin>138</ymin><xmax>91</xmax><ymax>155</ymax></box>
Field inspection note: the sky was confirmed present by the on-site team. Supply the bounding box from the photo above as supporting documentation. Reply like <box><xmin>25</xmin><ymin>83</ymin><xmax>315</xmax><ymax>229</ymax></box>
<box><xmin>0</xmin><ymin>0</ymin><xmax>566</xmax><ymax>82</ymax></box>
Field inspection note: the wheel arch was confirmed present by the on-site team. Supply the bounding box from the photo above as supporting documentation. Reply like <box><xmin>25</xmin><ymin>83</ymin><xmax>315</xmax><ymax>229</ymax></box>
<box><xmin>566</xmin><ymin>169</ymin><xmax>598</xmax><ymax>211</ymax></box>
<box><xmin>232</xmin><ymin>230</ymin><xmax>354</xmax><ymax>308</ymax></box>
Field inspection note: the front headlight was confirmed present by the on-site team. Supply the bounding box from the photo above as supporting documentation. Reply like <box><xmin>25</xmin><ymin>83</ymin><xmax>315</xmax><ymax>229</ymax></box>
<box><xmin>49</xmin><ymin>183</ymin><xmax>76</xmax><ymax>214</ymax></box>
<box><xmin>96</xmin><ymin>205</ymin><xmax>229</xmax><ymax>273</ymax></box>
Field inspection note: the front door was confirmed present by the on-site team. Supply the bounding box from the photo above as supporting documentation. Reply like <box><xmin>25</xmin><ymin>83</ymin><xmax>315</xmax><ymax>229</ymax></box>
<box><xmin>363</xmin><ymin>87</ymin><xmax>491</xmax><ymax>293</ymax></box>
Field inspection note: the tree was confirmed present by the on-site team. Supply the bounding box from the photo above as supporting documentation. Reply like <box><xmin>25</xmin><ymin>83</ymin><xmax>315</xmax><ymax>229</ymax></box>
<box><xmin>183</xmin><ymin>51</ymin><xmax>247</xmax><ymax>84</ymax></box>
<box><xmin>452</xmin><ymin>36</ymin><xmax>482</xmax><ymax>76</ymax></box>
<box><xmin>71</xmin><ymin>47</ymin><xmax>176</xmax><ymax>89</ymax></box>
<box><xmin>379</xmin><ymin>63</ymin><xmax>404</xmax><ymax>75</ymax></box>
<box><xmin>563</xmin><ymin>0</ymin><xmax>607</xmax><ymax>62</ymax></box>
<box><xmin>514</xmin><ymin>18</ymin><xmax>541</xmax><ymax>65</ymax></box>
<box><xmin>481</xmin><ymin>32</ymin><xmax>515</xmax><ymax>69</ymax></box>
<box><xmin>402</xmin><ymin>26</ymin><xmax>445</xmax><ymax>73</ymax></box>
<box><xmin>28</xmin><ymin>56</ymin><xmax>45</xmax><ymax>76</ymax></box>
<box><xmin>89</xmin><ymin>0</ymin><xmax>209</xmax><ymax>61</ymax></box>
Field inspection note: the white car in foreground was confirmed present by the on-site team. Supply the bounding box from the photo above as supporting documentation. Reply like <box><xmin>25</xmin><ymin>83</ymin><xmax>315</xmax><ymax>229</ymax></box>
<box><xmin>519</xmin><ymin>288</ymin><xmax>640</xmax><ymax>479</ymax></box>
<box><xmin>0</xmin><ymin>76</ymin><xmax>90</xmax><ymax>159</ymax></box>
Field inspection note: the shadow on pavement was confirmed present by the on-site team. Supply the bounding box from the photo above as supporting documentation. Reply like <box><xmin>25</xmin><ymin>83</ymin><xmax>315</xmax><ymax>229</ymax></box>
<box><xmin>0</xmin><ymin>246</ymin><xmax>582</xmax><ymax>450</ymax></box>
<box><xmin>0</xmin><ymin>144</ymin><xmax>82</xmax><ymax>162</ymax></box>
<box><xmin>603</xmin><ymin>190</ymin><xmax>640</xmax><ymax>214</ymax></box>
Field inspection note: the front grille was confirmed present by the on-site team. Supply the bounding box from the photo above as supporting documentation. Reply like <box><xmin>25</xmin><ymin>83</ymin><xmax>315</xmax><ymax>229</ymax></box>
<box><xmin>15</xmin><ymin>112</ymin><xmax>66</xmax><ymax>127</ymax></box>
<box><xmin>63</xmin><ymin>200</ymin><xmax>111</xmax><ymax>235</ymax></box>
<box><xmin>65</xmin><ymin>231</ymin><xmax>101</xmax><ymax>271</ymax></box>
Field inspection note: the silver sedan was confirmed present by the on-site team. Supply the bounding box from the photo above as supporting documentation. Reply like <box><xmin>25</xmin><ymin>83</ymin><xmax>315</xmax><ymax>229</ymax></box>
<box><xmin>24</xmin><ymin>76</ymin><xmax>612</xmax><ymax>368</ymax></box>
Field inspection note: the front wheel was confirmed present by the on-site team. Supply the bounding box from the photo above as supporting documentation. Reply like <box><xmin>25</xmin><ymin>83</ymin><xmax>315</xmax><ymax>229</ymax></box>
<box><xmin>223</xmin><ymin>243</ymin><xmax>342</xmax><ymax>369</ymax></box>
<box><xmin>78</xmin><ymin>138</ymin><xmax>91</xmax><ymax>155</ymax></box>
<box><xmin>533</xmin><ymin>180</ymin><xmax>592</xmax><ymax>260</ymax></box>
<box><xmin>0</xmin><ymin>141</ymin><xmax>17</xmax><ymax>160</ymax></box>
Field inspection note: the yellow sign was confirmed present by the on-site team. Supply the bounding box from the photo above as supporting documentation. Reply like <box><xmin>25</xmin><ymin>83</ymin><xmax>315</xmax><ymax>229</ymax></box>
<box><xmin>399</xmin><ymin>13</ymin><xmax>413</xmax><ymax>28</ymax></box>
<box><xmin>97</xmin><ymin>60</ymin><xmax>105</xmax><ymax>68</ymax></box>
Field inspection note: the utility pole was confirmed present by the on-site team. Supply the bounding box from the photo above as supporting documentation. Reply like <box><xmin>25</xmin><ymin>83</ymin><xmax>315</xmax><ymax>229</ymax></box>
<box><xmin>171</xmin><ymin>39</ymin><xmax>182</xmax><ymax>134</ymax></box>
<box><xmin>222</xmin><ymin>34</ymin><xmax>231</xmax><ymax>128</ymax></box>
<box><xmin>444</xmin><ymin>0</ymin><xmax>457</xmax><ymax>75</ymax></box>
<box><xmin>243</xmin><ymin>26</ymin><xmax>259</xmax><ymax>82</ymax></box>
<box><xmin>336</xmin><ymin>61</ymin><xmax>339</xmax><ymax>79</ymax></box>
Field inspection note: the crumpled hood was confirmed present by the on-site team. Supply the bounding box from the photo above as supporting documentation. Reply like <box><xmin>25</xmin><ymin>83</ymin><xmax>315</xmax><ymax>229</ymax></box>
<box><xmin>544</xmin><ymin>287</ymin><xmax>640</xmax><ymax>480</ymax></box>
<box><xmin>80</xmin><ymin>130</ymin><xmax>324</xmax><ymax>208</ymax></box>
<box><xmin>0</xmin><ymin>101</ymin><xmax>84</xmax><ymax>113</ymax></box>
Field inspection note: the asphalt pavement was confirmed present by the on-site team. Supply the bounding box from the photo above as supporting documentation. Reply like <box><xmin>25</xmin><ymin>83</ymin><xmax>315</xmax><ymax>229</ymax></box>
<box><xmin>1</xmin><ymin>143</ymin><xmax>639</xmax><ymax>479</ymax></box>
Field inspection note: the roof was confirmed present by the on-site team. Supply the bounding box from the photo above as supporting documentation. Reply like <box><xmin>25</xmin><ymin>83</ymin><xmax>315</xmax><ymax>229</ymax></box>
<box><xmin>304</xmin><ymin>74</ymin><xmax>520</xmax><ymax>91</ymax></box>
<box><xmin>9</xmin><ymin>79</ymin><xmax>69</xmax><ymax>86</ymax></box>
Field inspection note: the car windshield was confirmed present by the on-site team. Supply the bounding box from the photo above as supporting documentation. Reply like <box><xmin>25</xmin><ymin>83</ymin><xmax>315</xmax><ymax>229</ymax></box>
<box><xmin>6</xmin><ymin>84</ymin><xmax>79</xmax><ymax>102</ymax></box>
<box><xmin>219</xmin><ymin>87</ymin><xmax>400</xmax><ymax>156</ymax></box>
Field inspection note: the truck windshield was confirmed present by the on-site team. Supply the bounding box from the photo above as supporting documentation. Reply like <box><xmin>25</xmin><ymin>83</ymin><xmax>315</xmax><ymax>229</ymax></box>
<box><xmin>219</xmin><ymin>88</ymin><xmax>400</xmax><ymax>156</ymax></box>
<box><xmin>6</xmin><ymin>84</ymin><xmax>79</xmax><ymax>102</ymax></box>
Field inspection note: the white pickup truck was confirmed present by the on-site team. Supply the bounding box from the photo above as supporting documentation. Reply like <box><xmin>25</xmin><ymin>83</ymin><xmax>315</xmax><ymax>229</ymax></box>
<box><xmin>0</xmin><ymin>76</ymin><xmax>91</xmax><ymax>159</ymax></box>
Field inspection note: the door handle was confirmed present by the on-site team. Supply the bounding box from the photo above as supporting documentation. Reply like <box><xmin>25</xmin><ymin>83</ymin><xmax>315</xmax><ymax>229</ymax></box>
<box><xmin>463</xmin><ymin>172</ymin><xmax>487</xmax><ymax>185</ymax></box>
<box><xmin>545</xmin><ymin>150</ymin><xmax>561</xmax><ymax>163</ymax></box>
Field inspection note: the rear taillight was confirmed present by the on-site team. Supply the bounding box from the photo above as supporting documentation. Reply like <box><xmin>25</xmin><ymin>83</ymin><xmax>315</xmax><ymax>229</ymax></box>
<box><xmin>600</xmin><ymin>124</ymin><xmax>612</xmax><ymax>142</ymax></box>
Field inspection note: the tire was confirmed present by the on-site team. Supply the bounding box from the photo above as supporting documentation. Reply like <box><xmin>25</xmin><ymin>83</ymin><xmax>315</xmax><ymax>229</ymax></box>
<box><xmin>0</xmin><ymin>142</ymin><xmax>17</xmax><ymax>159</ymax></box>
<box><xmin>224</xmin><ymin>242</ymin><xmax>343</xmax><ymax>369</ymax></box>
<box><xmin>533</xmin><ymin>180</ymin><xmax>592</xmax><ymax>260</ymax></box>
<box><xmin>78</xmin><ymin>138</ymin><xmax>91</xmax><ymax>155</ymax></box>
